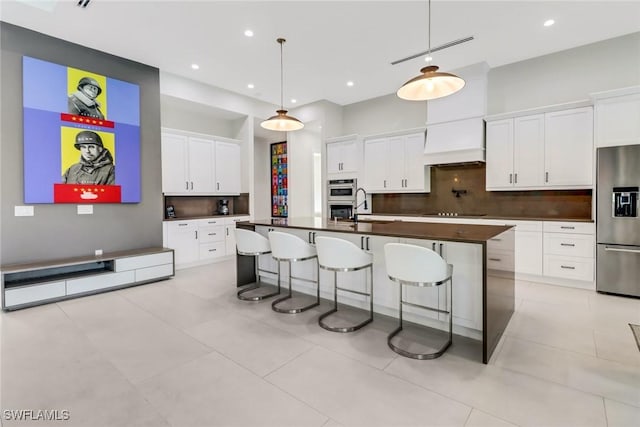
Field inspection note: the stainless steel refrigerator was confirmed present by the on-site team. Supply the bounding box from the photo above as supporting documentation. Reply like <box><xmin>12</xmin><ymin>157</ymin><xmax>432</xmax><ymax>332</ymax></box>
<box><xmin>596</xmin><ymin>144</ymin><xmax>640</xmax><ymax>297</ymax></box>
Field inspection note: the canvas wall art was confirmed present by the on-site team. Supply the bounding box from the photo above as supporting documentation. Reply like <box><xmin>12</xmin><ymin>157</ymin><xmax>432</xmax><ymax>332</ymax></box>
<box><xmin>22</xmin><ymin>56</ymin><xmax>141</xmax><ymax>203</ymax></box>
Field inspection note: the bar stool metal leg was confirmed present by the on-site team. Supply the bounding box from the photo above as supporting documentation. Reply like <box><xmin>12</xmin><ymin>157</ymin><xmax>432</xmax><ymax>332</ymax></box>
<box><xmin>387</xmin><ymin>278</ymin><xmax>453</xmax><ymax>360</ymax></box>
<box><xmin>318</xmin><ymin>264</ymin><xmax>374</xmax><ymax>333</ymax></box>
<box><xmin>237</xmin><ymin>254</ymin><xmax>281</xmax><ymax>301</ymax></box>
<box><xmin>271</xmin><ymin>257</ymin><xmax>320</xmax><ymax>314</ymax></box>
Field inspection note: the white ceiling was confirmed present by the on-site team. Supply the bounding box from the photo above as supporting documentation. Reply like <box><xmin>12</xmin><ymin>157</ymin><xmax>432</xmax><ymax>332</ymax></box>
<box><xmin>2</xmin><ymin>0</ymin><xmax>640</xmax><ymax>109</ymax></box>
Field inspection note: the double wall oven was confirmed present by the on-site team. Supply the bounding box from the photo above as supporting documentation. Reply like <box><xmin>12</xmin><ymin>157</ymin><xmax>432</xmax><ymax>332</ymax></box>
<box><xmin>327</xmin><ymin>178</ymin><xmax>357</xmax><ymax>219</ymax></box>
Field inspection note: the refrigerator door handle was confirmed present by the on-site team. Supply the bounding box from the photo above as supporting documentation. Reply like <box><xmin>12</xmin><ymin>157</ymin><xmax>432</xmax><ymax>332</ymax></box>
<box><xmin>604</xmin><ymin>246</ymin><xmax>640</xmax><ymax>254</ymax></box>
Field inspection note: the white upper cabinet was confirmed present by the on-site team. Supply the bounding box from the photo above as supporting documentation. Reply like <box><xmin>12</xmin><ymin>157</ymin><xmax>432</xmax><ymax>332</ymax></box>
<box><xmin>363</xmin><ymin>131</ymin><xmax>430</xmax><ymax>193</ymax></box>
<box><xmin>214</xmin><ymin>141</ymin><xmax>241</xmax><ymax>194</ymax></box>
<box><xmin>591</xmin><ymin>87</ymin><xmax>640</xmax><ymax>147</ymax></box>
<box><xmin>544</xmin><ymin>107</ymin><xmax>593</xmax><ymax>187</ymax></box>
<box><xmin>162</xmin><ymin>130</ymin><xmax>241</xmax><ymax>195</ymax></box>
<box><xmin>326</xmin><ymin>136</ymin><xmax>360</xmax><ymax>176</ymax></box>
<box><xmin>486</xmin><ymin>106</ymin><xmax>593</xmax><ymax>191</ymax></box>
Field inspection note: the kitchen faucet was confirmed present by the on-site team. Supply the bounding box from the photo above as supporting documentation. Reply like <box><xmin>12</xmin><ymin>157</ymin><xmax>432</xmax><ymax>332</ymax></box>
<box><xmin>353</xmin><ymin>187</ymin><xmax>368</xmax><ymax>223</ymax></box>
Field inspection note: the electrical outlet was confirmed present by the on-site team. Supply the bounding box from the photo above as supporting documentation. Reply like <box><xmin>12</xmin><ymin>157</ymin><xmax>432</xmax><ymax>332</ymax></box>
<box><xmin>95</xmin><ymin>249</ymin><xmax>103</xmax><ymax>256</ymax></box>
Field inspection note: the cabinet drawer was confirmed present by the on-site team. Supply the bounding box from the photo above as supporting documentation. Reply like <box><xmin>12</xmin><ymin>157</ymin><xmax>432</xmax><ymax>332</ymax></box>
<box><xmin>199</xmin><ymin>225</ymin><xmax>224</xmax><ymax>243</ymax></box>
<box><xmin>66</xmin><ymin>271</ymin><xmax>135</xmax><ymax>295</ymax></box>
<box><xmin>199</xmin><ymin>242</ymin><xmax>225</xmax><ymax>260</ymax></box>
<box><xmin>199</xmin><ymin>218</ymin><xmax>223</xmax><ymax>226</ymax></box>
<box><xmin>115</xmin><ymin>251</ymin><xmax>174</xmax><ymax>272</ymax></box>
<box><xmin>487</xmin><ymin>250</ymin><xmax>515</xmax><ymax>272</ymax></box>
<box><xmin>135</xmin><ymin>264</ymin><xmax>174</xmax><ymax>282</ymax></box>
<box><xmin>544</xmin><ymin>233</ymin><xmax>594</xmax><ymax>258</ymax></box>
<box><xmin>543</xmin><ymin>221</ymin><xmax>594</xmax><ymax>234</ymax></box>
<box><xmin>488</xmin><ymin>231</ymin><xmax>515</xmax><ymax>251</ymax></box>
<box><xmin>167</xmin><ymin>221</ymin><xmax>197</xmax><ymax>233</ymax></box>
<box><xmin>4</xmin><ymin>281</ymin><xmax>66</xmax><ymax>307</ymax></box>
<box><xmin>543</xmin><ymin>255</ymin><xmax>594</xmax><ymax>281</ymax></box>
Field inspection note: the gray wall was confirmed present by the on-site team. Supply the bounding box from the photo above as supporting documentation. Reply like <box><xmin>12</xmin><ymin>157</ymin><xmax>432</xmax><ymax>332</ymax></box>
<box><xmin>488</xmin><ymin>32</ymin><xmax>640</xmax><ymax>115</ymax></box>
<box><xmin>0</xmin><ymin>22</ymin><xmax>163</xmax><ymax>264</ymax></box>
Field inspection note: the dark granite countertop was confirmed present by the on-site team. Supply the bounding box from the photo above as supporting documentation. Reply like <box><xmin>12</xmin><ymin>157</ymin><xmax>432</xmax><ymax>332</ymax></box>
<box><xmin>369</xmin><ymin>213</ymin><xmax>594</xmax><ymax>223</ymax></box>
<box><xmin>247</xmin><ymin>217</ymin><xmax>512</xmax><ymax>244</ymax></box>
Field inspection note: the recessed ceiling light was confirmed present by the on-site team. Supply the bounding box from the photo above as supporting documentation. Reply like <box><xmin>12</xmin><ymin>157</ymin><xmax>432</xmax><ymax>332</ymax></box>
<box><xmin>544</xmin><ymin>19</ymin><xmax>555</xmax><ymax>27</ymax></box>
<box><xmin>244</xmin><ymin>29</ymin><xmax>254</xmax><ymax>37</ymax></box>
<box><xmin>347</xmin><ymin>81</ymin><xmax>354</xmax><ymax>87</ymax></box>
<box><xmin>424</xmin><ymin>55</ymin><xmax>433</xmax><ymax>62</ymax></box>
<box><xmin>291</xmin><ymin>99</ymin><xmax>297</xmax><ymax>104</ymax></box>
<box><xmin>191</xmin><ymin>64</ymin><xmax>199</xmax><ymax>70</ymax></box>
<box><xmin>247</xmin><ymin>83</ymin><xmax>254</xmax><ymax>89</ymax></box>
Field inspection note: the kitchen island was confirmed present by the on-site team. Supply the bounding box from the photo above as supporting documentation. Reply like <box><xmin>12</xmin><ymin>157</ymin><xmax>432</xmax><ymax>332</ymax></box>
<box><xmin>237</xmin><ymin>218</ymin><xmax>514</xmax><ymax>364</ymax></box>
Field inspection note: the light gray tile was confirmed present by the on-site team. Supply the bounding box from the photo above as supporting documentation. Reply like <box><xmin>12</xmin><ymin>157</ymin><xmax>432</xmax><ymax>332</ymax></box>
<box><xmin>385</xmin><ymin>352</ymin><xmax>607</xmax><ymax>427</ymax></box>
<box><xmin>605</xmin><ymin>399</ymin><xmax>640</xmax><ymax>427</ymax></box>
<box><xmin>138</xmin><ymin>352</ymin><xmax>327</xmax><ymax>427</ymax></box>
<box><xmin>266</xmin><ymin>346</ymin><xmax>471</xmax><ymax>426</ymax></box>
<box><xmin>464</xmin><ymin>409</ymin><xmax>518</xmax><ymax>427</ymax></box>
<box><xmin>185</xmin><ymin>313</ymin><xmax>315</xmax><ymax>377</ymax></box>
<box><xmin>58</xmin><ymin>292</ymin><xmax>211</xmax><ymax>384</ymax></box>
<box><xmin>119</xmin><ymin>280</ymin><xmax>223</xmax><ymax>329</ymax></box>
<box><xmin>516</xmin><ymin>280</ymin><xmax>591</xmax><ymax>308</ymax></box>
<box><xmin>495</xmin><ymin>336</ymin><xmax>640</xmax><ymax>407</ymax></box>
<box><xmin>594</xmin><ymin>329</ymin><xmax>640</xmax><ymax>367</ymax></box>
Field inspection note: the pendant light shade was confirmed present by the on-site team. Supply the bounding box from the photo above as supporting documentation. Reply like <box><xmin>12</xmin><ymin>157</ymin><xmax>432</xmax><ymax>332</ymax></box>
<box><xmin>261</xmin><ymin>38</ymin><xmax>304</xmax><ymax>132</ymax></box>
<box><xmin>397</xmin><ymin>65</ymin><xmax>465</xmax><ymax>101</ymax></box>
<box><xmin>397</xmin><ymin>0</ymin><xmax>465</xmax><ymax>101</ymax></box>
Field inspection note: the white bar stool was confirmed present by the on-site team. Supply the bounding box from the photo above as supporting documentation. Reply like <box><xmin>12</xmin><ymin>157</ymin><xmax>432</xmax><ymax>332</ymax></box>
<box><xmin>235</xmin><ymin>228</ymin><xmax>280</xmax><ymax>301</ymax></box>
<box><xmin>384</xmin><ymin>243</ymin><xmax>453</xmax><ymax>359</ymax></box>
<box><xmin>268</xmin><ymin>231</ymin><xmax>320</xmax><ymax>314</ymax></box>
<box><xmin>315</xmin><ymin>236</ymin><xmax>374</xmax><ymax>332</ymax></box>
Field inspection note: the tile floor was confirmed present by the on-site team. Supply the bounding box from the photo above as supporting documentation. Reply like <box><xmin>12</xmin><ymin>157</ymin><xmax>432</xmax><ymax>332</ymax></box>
<box><xmin>1</xmin><ymin>259</ymin><xmax>639</xmax><ymax>427</ymax></box>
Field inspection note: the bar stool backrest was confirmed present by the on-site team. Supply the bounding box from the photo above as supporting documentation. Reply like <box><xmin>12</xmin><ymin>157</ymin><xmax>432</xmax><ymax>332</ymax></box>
<box><xmin>235</xmin><ymin>228</ymin><xmax>271</xmax><ymax>254</ymax></box>
<box><xmin>315</xmin><ymin>236</ymin><xmax>372</xmax><ymax>269</ymax></box>
<box><xmin>268</xmin><ymin>231</ymin><xmax>316</xmax><ymax>260</ymax></box>
<box><xmin>384</xmin><ymin>243</ymin><xmax>448</xmax><ymax>284</ymax></box>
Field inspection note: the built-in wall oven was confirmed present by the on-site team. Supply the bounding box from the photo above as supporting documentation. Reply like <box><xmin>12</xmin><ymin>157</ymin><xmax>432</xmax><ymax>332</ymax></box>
<box><xmin>327</xmin><ymin>178</ymin><xmax>356</xmax><ymax>219</ymax></box>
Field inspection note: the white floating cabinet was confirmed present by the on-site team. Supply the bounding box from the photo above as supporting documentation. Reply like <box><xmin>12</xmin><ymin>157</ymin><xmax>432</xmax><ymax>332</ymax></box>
<box><xmin>326</xmin><ymin>135</ymin><xmax>360</xmax><ymax>177</ymax></box>
<box><xmin>592</xmin><ymin>87</ymin><xmax>640</xmax><ymax>148</ymax></box>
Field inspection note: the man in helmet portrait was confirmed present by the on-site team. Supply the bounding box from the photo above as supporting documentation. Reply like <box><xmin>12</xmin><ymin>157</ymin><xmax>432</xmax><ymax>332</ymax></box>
<box><xmin>62</xmin><ymin>130</ymin><xmax>115</xmax><ymax>185</ymax></box>
<box><xmin>68</xmin><ymin>76</ymin><xmax>105</xmax><ymax>119</ymax></box>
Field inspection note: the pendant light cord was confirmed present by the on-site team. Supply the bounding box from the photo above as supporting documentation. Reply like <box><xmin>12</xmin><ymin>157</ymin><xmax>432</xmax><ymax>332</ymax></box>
<box><xmin>279</xmin><ymin>38</ymin><xmax>285</xmax><ymax>110</ymax></box>
<box><xmin>427</xmin><ymin>0</ymin><xmax>431</xmax><ymax>56</ymax></box>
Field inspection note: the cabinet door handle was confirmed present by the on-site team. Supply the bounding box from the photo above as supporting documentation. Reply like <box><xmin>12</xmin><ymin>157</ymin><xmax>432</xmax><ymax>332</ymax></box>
<box><xmin>216</xmin><ymin>182</ymin><xmax>220</xmax><ymax>191</ymax></box>
<box><xmin>491</xmin><ymin>238</ymin><xmax>502</xmax><ymax>242</ymax></box>
<box><xmin>313</xmin><ymin>232</ymin><xmax>317</xmax><ymax>244</ymax></box>
<box><xmin>509</xmin><ymin>173</ymin><xmax>513</xmax><ymax>184</ymax></box>
<box><xmin>489</xmin><ymin>258</ymin><xmax>501</xmax><ymax>262</ymax></box>
<box><xmin>178</xmin><ymin>223</ymin><xmax>189</xmax><ymax>227</ymax></box>
<box><xmin>226</xmin><ymin>228</ymin><xmax>229</xmax><ymax>236</ymax></box>
<box><xmin>432</xmin><ymin>242</ymin><xmax>436</xmax><ymax>251</ymax></box>
<box><xmin>308</xmin><ymin>232</ymin><xmax>312</xmax><ymax>243</ymax></box>
<box><xmin>439</xmin><ymin>243</ymin><xmax>443</xmax><ymax>256</ymax></box>
<box><xmin>560</xmin><ymin>243</ymin><xmax>575</xmax><ymax>247</ymax></box>
<box><xmin>560</xmin><ymin>265</ymin><xmax>575</xmax><ymax>270</ymax></box>
<box><xmin>208</xmin><ymin>233</ymin><xmax>216</xmax><ymax>236</ymax></box>
<box><xmin>361</xmin><ymin>236</ymin><xmax>364</xmax><ymax>250</ymax></box>
<box><xmin>383</xmin><ymin>180</ymin><xmax>386</xmax><ymax>188</ymax></box>
<box><xmin>545</xmin><ymin>172</ymin><xmax>549</xmax><ymax>183</ymax></box>
<box><xmin>191</xmin><ymin>181</ymin><xmax>194</xmax><ymax>190</ymax></box>
<box><xmin>514</xmin><ymin>173</ymin><xmax>518</xmax><ymax>184</ymax></box>
<box><xmin>560</xmin><ymin>226</ymin><xmax>575</xmax><ymax>230</ymax></box>
<box><xmin>366</xmin><ymin>237</ymin><xmax>370</xmax><ymax>251</ymax></box>
<box><xmin>195</xmin><ymin>231</ymin><xmax>198</xmax><ymax>239</ymax></box>
<box><xmin>209</xmin><ymin>248</ymin><xmax>216</xmax><ymax>252</ymax></box>
<box><xmin>186</xmin><ymin>181</ymin><xmax>189</xmax><ymax>190</ymax></box>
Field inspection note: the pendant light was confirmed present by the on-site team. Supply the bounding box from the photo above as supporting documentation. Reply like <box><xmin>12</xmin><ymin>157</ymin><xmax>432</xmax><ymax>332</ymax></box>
<box><xmin>261</xmin><ymin>38</ymin><xmax>304</xmax><ymax>131</ymax></box>
<box><xmin>397</xmin><ymin>0</ymin><xmax>465</xmax><ymax>101</ymax></box>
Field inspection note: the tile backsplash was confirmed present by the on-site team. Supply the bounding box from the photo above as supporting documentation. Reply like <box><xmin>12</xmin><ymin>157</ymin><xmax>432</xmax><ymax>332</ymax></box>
<box><xmin>371</xmin><ymin>164</ymin><xmax>592</xmax><ymax>219</ymax></box>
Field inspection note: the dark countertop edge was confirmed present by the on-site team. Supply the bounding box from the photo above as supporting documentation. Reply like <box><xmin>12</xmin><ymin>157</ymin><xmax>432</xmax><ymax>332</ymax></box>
<box><xmin>164</xmin><ymin>214</ymin><xmax>251</xmax><ymax>221</ymax></box>
<box><xmin>367</xmin><ymin>213</ymin><xmax>594</xmax><ymax>223</ymax></box>
<box><xmin>246</xmin><ymin>220</ymin><xmax>513</xmax><ymax>244</ymax></box>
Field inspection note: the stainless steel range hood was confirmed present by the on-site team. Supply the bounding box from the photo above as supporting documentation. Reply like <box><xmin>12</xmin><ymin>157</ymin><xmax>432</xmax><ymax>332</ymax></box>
<box><xmin>423</xmin><ymin>117</ymin><xmax>485</xmax><ymax>166</ymax></box>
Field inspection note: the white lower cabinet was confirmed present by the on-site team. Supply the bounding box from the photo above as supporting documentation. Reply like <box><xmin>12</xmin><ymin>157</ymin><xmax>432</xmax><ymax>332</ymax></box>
<box><xmin>543</xmin><ymin>221</ymin><xmax>595</xmax><ymax>282</ymax></box>
<box><xmin>165</xmin><ymin>217</ymin><xmax>249</xmax><ymax>268</ymax></box>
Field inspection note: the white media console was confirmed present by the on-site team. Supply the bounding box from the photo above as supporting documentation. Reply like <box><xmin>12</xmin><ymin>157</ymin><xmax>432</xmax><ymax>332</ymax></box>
<box><xmin>1</xmin><ymin>247</ymin><xmax>174</xmax><ymax>310</ymax></box>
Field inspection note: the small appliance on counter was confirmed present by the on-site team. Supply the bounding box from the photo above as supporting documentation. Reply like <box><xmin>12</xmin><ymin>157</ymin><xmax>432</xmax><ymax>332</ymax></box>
<box><xmin>218</xmin><ymin>199</ymin><xmax>230</xmax><ymax>215</ymax></box>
